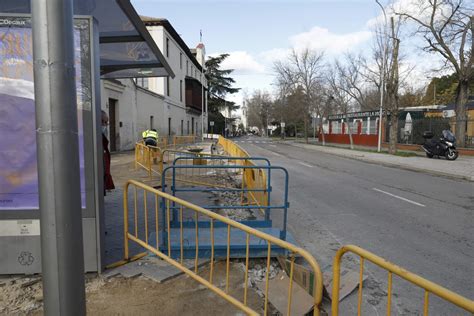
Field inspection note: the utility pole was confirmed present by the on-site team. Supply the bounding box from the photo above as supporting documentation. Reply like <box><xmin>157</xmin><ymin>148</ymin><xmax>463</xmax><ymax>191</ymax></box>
<box><xmin>376</xmin><ymin>0</ymin><xmax>388</xmax><ymax>153</ymax></box>
<box><xmin>31</xmin><ymin>0</ymin><xmax>86</xmax><ymax>314</ymax></box>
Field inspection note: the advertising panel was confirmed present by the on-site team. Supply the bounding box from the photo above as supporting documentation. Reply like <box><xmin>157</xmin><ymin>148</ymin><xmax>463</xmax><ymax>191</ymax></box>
<box><xmin>0</xmin><ymin>16</ymin><xmax>90</xmax><ymax>209</ymax></box>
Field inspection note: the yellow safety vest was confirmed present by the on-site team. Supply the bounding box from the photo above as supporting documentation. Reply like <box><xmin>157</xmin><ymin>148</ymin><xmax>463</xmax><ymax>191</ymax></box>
<box><xmin>142</xmin><ymin>130</ymin><xmax>158</xmax><ymax>139</ymax></box>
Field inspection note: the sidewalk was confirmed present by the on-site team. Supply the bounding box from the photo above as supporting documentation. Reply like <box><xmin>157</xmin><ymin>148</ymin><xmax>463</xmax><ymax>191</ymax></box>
<box><xmin>286</xmin><ymin>141</ymin><xmax>474</xmax><ymax>181</ymax></box>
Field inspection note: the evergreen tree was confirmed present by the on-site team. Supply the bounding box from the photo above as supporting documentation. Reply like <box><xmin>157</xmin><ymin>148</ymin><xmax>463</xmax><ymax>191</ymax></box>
<box><xmin>205</xmin><ymin>54</ymin><xmax>240</xmax><ymax>134</ymax></box>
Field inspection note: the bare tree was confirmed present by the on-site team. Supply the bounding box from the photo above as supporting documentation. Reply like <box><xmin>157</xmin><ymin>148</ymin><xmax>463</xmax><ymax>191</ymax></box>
<box><xmin>363</xmin><ymin>6</ymin><xmax>412</xmax><ymax>153</ymax></box>
<box><xmin>334</xmin><ymin>53</ymin><xmax>371</xmax><ymax>111</ymax></box>
<box><xmin>246</xmin><ymin>90</ymin><xmax>273</xmax><ymax>136</ymax></box>
<box><xmin>274</xmin><ymin>48</ymin><xmax>325</xmax><ymax>143</ymax></box>
<box><xmin>327</xmin><ymin>64</ymin><xmax>356</xmax><ymax>149</ymax></box>
<box><xmin>314</xmin><ymin>87</ymin><xmax>338</xmax><ymax>145</ymax></box>
<box><xmin>396</xmin><ymin>0</ymin><xmax>473</xmax><ymax>147</ymax></box>
<box><xmin>385</xmin><ymin>16</ymin><xmax>401</xmax><ymax>154</ymax></box>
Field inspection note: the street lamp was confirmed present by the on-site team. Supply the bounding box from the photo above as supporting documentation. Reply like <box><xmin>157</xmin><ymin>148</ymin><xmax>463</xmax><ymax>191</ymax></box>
<box><xmin>376</xmin><ymin>0</ymin><xmax>388</xmax><ymax>152</ymax></box>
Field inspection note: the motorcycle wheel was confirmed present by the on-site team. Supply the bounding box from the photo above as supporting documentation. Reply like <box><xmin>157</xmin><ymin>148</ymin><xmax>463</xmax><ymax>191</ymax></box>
<box><xmin>426</xmin><ymin>152</ymin><xmax>434</xmax><ymax>158</ymax></box>
<box><xmin>445</xmin><ymin>149</ymin><xmax>458</xmax><ymax>161</ymax></box>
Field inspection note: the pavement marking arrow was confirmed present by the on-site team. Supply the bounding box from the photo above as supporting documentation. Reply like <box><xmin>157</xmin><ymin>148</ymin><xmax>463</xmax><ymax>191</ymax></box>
<box><xmin>372</xmin><ymin>188</ymin><xmax>426</xmax><ymax>207</ymax></box>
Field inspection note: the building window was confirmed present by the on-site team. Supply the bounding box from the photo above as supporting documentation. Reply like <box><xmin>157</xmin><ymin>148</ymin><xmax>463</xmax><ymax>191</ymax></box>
<box><xmin>166</xmin><ymin>37</ymin><xmax>169</xmax><ymax>57</ymax></box>
<box><xmin>168</xmin><ymin>117</ymin><xmax>172</xmax><ymax>136</ymax></box>
<box><xmin>150</xmin><ymin>116</ymin><xmax>154</xmax><ymax>129</ymax></box>
<box><xmin>186</xmin><ymin>61</ymin><xmax>188</xmax><ymax>75</ymax></box>
<box><xmin>187</xmin><ymin>121</ymin><xmax>190</xmax><ymax>135</ymax></box>
<box><xmin>181</xmin><ymin>120</ymin><xmax>184</xmax><ymax>135</ymax></box>
<box><xmin>180</xmin><ymin>53</ymin><xmax>183</xmax><ymax>69</ymax></box>
<box><xmin>180</xmin><ymin>80</ymin><xmax>183</xmax><ymax>102</ymax></box>
<box><xmin>136</xmin><ymin>77</ymin><xmax>148</xmax><ymax>89</ymax></box>
<box><xmin>166</xmin><ymin>77</ymin><xmax>170</xmax><ymax>96</ymax></box>
<box><xmin>192</xmin><ymin>117</ymin><xmax>194</xmax><ymax>134</ymax></box>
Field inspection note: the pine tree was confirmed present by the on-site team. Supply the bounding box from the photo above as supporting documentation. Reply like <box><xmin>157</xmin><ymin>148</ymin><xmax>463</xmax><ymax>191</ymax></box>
<box><xmin>205</xmin><ymin>54</ymin><xmax>240</xmax><ymax>134</ymax></box>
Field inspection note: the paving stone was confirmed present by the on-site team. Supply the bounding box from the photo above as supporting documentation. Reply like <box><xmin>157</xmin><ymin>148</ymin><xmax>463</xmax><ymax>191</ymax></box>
<box><xmin>104</xmin><ymin>256</ymin><xmax>210</xmax><ymax>283</ymax></box>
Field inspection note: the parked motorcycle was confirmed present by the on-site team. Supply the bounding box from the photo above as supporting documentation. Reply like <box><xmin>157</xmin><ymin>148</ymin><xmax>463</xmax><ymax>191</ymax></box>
<box><xmin>421</xmin><ymin>130</ymin><xmax>459</xmax><ymax>161</ymax></box>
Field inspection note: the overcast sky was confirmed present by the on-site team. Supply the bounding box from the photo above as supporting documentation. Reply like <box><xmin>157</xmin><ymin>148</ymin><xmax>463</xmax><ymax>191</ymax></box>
<box><xmin>133</xmin><ymin>0</ymin><xmax>442</xmax><ymax>108</ymax></box>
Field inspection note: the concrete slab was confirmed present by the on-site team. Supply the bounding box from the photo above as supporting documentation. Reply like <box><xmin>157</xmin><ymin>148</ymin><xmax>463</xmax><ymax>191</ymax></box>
<box><xmin>103</xmin><ymin>256</ymin><xmax>210</xmax><ymax>283</ymax></box>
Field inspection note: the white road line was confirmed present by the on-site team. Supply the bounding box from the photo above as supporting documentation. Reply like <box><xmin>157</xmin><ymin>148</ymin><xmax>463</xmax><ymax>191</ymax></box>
<box><xmin>269</xmin><ymin>144</ymin><xmax>277</xmax><ymax>147</ymax></box>
<box><xmin>298</xmin><ymin>161</ymin><xmax>313</xmax><ymax>168</ymax></box>
<box><xmin>272</xmin><ymin>152</ymin><xmax>282</xmax><ymax>157</ymax></box>
<box><xmin>372</xmin><ymin>188</ymin><xmax>426</xmax><ymax>207</ymax></box>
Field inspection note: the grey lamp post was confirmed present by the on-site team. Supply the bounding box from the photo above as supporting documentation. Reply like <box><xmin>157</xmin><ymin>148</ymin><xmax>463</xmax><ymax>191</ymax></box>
<box><xmin>31</xmin><ymin>0</ymin><xmax>86</xmax><ymax>314</ymax></box>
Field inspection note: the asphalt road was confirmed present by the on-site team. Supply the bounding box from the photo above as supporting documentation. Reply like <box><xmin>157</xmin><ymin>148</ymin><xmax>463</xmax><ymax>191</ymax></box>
<box><xmin>235</xmin><ymin>135</ymin><xmax>473</xmax><ymax>315</ymax></box>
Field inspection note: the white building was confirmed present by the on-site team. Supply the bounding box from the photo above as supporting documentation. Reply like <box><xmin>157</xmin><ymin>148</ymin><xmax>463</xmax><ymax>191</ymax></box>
<box><xmin>143</xmin><ymin>18</ymin><xmax>207</xmax><ymax>137</ymax></box>
<box><xmin>100</xmin><ymin>17</ymin><xmax>208</xmax><ymax>152</ymax></box>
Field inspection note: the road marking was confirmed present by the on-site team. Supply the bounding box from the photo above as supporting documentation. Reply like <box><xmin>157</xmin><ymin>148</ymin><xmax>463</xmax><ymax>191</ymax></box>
<box><xmin>372</xmin><ymin>188</ymin><xmax>426</xmax><ymax>207</ymax></box>
<box><xmin>298</xmin><ymin>161</ymin><xmax>313</xmax><ymax>168</ymax></box>
<box><xmin>269</xmin><ymin>144</ymin><xmax>277</xmax><ymax>147</ymax></box>
<box><xmin>272</xmin><ymin>152</ymin><xmax>282</xmax><ymax>157</ymax></box>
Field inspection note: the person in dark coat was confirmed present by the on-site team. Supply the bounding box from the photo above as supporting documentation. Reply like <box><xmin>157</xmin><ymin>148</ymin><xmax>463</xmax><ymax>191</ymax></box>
<box><xmin>102</xmin><ymin>110</ymin><xmax>115</xmax><ymax>195</ymax></box>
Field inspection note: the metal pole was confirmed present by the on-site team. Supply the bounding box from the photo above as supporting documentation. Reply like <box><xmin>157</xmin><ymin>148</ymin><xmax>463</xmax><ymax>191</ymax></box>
<box><xmin>376</xmin><ymin>0</ymin><xmax>387</xmax><ymax>152</ymax></box>
<box><xmin>31</xmin><ymin>0</ymin><xmax>86</xmax><ymax>314</ymax></box>
<box><xmin>201</xmin><ymin>71</ymin><xmax>204</xmax><ymax>141</ymax></box>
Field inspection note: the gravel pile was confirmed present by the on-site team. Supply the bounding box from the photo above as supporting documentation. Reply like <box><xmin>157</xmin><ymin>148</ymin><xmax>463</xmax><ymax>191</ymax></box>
<box><xmin>0</xmin><ymin>275</ymin><xmax>106</xmax><ymax>314</ymax></box>
<box><xmin>239</xmin><ymin>259</ymin><xmax>281</xmax><ymax>298</ymax></box>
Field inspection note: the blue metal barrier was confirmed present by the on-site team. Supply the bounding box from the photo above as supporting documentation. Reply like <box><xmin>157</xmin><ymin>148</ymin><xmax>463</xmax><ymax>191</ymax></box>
<box><xmin>161</xmin><ymin>162</ymin><xmax>289</xmax><ymax>240</ymax></box>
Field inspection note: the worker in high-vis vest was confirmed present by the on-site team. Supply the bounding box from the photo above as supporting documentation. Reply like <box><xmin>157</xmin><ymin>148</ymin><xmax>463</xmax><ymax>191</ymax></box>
<box><xmin>142</xmin><ymin>129</ymin><xmax>158</xmax><ymax>147</ymax></box>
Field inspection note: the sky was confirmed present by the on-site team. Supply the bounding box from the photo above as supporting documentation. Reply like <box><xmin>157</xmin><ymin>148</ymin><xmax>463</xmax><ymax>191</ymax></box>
<box><xmin>132</xmin><ymin>0</ymin><xmax>441</xmax><ymax>109</ymax></box>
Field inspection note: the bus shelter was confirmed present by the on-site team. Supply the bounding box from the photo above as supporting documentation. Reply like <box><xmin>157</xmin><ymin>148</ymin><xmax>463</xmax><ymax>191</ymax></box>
<box><xmin>0</xmin><ymin>0</ymin><xmax>174</xmax><ymax>274</ymax></box>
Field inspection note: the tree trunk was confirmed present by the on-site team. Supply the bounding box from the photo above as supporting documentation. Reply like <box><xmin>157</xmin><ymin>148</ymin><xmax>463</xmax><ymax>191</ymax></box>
<box><xmin>454</xmin><ymin>80</ymin><xmax>468</xmax><ymax>147</ymax></box>
<box><xmin>320</xmin><ymin>123</ymin><xmax>326</xmax><ymax>146</ymax></box>
<box><xmin>386</xmin><ymin>17</ymin><xmax>400</xmax><ymax>155</ymax></box>
<box><xmin>389</xmin><ymin>113</ymin><xmax>398</xmax><ymax>154</ymax></box>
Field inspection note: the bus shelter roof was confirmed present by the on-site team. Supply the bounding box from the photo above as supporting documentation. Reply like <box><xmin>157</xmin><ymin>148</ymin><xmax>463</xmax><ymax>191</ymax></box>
<box><xmin>0</xmin><ymin>0</ymin><xmax>174</xmax><ymax>79</ymax></box>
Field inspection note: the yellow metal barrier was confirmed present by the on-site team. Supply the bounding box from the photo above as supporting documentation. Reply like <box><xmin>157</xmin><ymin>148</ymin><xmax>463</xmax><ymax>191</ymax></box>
<box><xmin>135</xmin><ymin>142</ymin><xmax>152</xmax><ymax>178</ymax></box>
<box><xmin>218</xmin><ymin>136</ymin><xmax>250</xmax><ymax>160</ymax></box>
<box><xmin>173</xmin><ymin>135</ymin><xmax>197</xmax><ymax>147</ymax></box>
<box><xmin>332</xmin><ymin>245</ymin><xmax>474</xmax><ymax>315</ymax></box>
<box><xmin>217</xmin><ymin>136</ymin><xmax>268</xmax><ymax>207</ymax></box>
<box><xmin>135</xmin><ymin>142</ymin><xmax>167</xmax><ymax>179</ymax></box>
<box><xmin>123</xmin><ymin>179</ymin><xmax>324</xmax><ymax>316</ymax></box>
<box><xmin>242</xmin><ymin>160</ymin><xmax>267</xmax><ymax>208</ymax></box>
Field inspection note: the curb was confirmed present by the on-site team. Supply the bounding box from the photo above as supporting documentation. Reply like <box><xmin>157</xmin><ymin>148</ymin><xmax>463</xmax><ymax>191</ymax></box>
<box><xmin>285</xmin><ymin>142</ymin><xmax>473</xmax><ymax>182</ymax></box>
